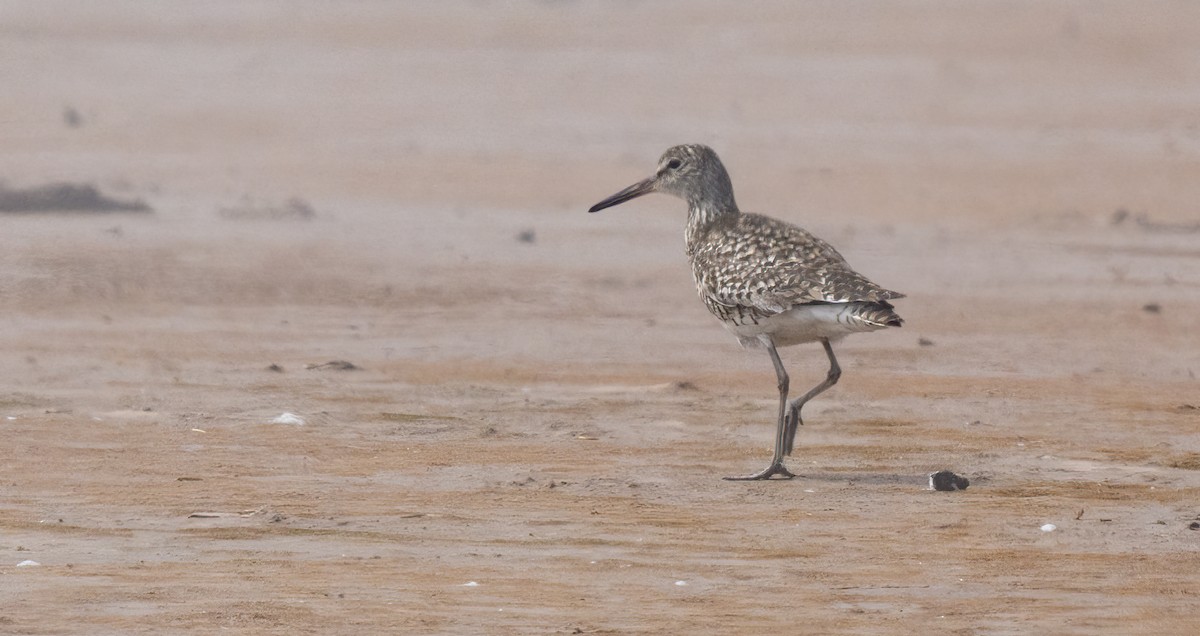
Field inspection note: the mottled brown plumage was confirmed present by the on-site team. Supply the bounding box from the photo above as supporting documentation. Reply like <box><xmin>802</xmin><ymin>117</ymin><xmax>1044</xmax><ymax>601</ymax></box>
<box><xmin>690</xmin><ymin>211</ymin><xmax>903</xmax><ymax>326</ymax></box>
<box><xmin>589</xmin><ymin>144</ymin><xmax>904</xmax><ymax>480</ymax></box>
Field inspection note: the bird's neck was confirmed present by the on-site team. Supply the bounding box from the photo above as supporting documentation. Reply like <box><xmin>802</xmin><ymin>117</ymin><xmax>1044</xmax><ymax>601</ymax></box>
<box><xmin>685</xmin><ymin>198</ymin><xmax>738</xmax><ymax>252</ymax></box>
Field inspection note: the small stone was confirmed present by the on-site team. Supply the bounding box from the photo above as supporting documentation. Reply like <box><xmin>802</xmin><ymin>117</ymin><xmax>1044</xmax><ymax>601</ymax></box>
<box><xmin>929</xmin><ymin>470</ymin><xmax>969</xmax><ymax>491</ymax></box>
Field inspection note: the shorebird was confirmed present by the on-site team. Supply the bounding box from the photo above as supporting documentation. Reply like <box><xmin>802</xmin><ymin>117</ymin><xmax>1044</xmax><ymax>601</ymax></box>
<box><xmin>588</xmin><ymin>144</ymin><xmax>904</xmax><ymax>480</ymax></box>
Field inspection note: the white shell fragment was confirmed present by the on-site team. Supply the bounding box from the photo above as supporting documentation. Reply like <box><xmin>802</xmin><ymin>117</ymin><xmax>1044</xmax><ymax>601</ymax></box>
<box><xmin>271</xmin><ymin>412</ymin><xmax>305</xmax><ymax>425</ymax></box>
<box><xmin>1041</xmin><ymin>524</ymin><xmax>1057</xmax><ymax>532</ymax></box>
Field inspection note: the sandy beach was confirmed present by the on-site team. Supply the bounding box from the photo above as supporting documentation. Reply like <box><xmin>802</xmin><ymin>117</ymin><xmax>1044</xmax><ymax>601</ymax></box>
<box><xmin>2</xmin><ymin>2</ymin><xmax>1199</xmax><ymax>633</ymax></box>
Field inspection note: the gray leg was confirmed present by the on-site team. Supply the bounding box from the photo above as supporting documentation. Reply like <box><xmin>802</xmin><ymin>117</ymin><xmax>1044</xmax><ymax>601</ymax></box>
<box><xmin>724</xmin><ymin>336</ymin><xmax>796</xmax><ymax>481</ymax></box>
<box><xmin>782</xmin><ymin>338</ymin><xmax>841</xmax><ymax>456</ymax></box>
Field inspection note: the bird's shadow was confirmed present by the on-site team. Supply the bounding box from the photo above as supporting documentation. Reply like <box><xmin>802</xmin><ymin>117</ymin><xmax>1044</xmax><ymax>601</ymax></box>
<box><xmin>798</xmin><ymin>472</ymin><xmax>929</xmax><ymax>487</ymax></box>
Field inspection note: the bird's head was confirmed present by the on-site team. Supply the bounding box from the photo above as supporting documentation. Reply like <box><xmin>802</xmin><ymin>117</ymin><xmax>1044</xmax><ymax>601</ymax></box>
<box><xmin>588</xmin><ymin>144</ymin><xmax>736</xmax><ymax>214</ymax></box>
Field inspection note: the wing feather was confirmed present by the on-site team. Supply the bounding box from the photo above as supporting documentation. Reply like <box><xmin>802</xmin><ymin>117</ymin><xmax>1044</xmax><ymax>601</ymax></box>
<box><xmin>691</xmin><ymin>213</ymin><xmax>903</xmax><ymax>319</ymax></box>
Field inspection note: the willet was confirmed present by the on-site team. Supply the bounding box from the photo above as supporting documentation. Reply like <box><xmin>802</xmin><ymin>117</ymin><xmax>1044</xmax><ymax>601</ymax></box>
<box><xmin>588</xmin><ymin>144</ymin><xmax>904</xmax><ymax>480</ymax></box>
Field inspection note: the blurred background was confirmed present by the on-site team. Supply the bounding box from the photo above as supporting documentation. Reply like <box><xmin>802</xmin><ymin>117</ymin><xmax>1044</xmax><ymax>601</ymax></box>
<box><xmin>5</xmin><ymin>1</ymin><xmax>1199</xmax><ymax>222</ymax></box>
<box><xmin>3</xmin><ymin>0</ymin><xmax>1198</xmax><ymax>388</ymax></box>
<box><xmin>2</xmin><ymin>0</ymin><xmax>1200</xmax><ymax>372</ymax></box>
<box><xmin>4</xmin><ymin>0</ymin><xmax>1198</xmax><ymax>373</ymax></box>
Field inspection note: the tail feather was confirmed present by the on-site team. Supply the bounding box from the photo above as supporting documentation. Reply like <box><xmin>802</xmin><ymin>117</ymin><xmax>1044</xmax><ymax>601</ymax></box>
<box><xmin>852</xmin><ymin>301</ymin><xmax>903</xmax><ymax>329</ymax></box>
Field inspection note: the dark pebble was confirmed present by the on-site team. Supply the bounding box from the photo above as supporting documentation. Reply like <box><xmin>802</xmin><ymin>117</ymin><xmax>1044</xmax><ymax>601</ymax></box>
<box><xmin>929</xmin><ymin>470</ymin><xmax>970</xmax><ymax>491</ymax></box>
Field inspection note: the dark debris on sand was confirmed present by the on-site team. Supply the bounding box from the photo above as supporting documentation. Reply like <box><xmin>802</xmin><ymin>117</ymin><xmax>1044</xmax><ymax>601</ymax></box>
<box><xmin>0</xmin><ymin>181</ymin><xmax>151</xmax><ymax>214</ymax></box>
<box><xmin>929</xmin><ymin>470</ymin><xmax>970</xmax><ymax>491</ymax></box>
<box><xmin>305</xmin><ymin>360</ymin><xmax>360</xmax><ymax>371</ymax></box>
<box><xmin>1111</xmin><ymin>208</ymin><xmax>1200</xmax><ymax>234</ymax></box>
<box><xmin>218</xmin><ymin>196</ymin><xmax>316</xmax><ymax>220</ymax></box>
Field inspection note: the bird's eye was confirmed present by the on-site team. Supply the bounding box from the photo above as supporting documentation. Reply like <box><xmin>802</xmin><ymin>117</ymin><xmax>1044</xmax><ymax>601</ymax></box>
<box><xmin>666</xmin><ymin>159</ymin><xmax>682</xmax><ymax>170</ymax></box>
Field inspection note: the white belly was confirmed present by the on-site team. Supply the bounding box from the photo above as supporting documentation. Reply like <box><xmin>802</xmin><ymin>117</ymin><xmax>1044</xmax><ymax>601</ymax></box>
<box><xmin>724</xmin><ymin>303</ymin><xmax>886</xmax><ymax>348</ymax></box>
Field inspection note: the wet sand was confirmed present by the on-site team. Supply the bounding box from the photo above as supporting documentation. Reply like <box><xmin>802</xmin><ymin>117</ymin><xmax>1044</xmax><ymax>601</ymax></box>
<box><xmin>2</xmin><ymin>2</ymin><xmax>1199</xmax><ymax>634</ymax></box>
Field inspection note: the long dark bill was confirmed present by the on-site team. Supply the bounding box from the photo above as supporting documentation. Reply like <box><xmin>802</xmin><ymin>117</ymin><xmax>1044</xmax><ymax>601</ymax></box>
<box><xmin>587</xmin><ymin>177</ymin><xmax>656</xmax><ymax>213</ymax></box>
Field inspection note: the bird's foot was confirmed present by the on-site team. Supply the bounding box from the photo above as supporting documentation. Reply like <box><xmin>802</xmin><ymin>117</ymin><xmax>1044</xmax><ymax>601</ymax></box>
<box><xmin>723</xmin><ymin>463</ymin><xmax>796</xmax><ymax>481</ymax></box>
